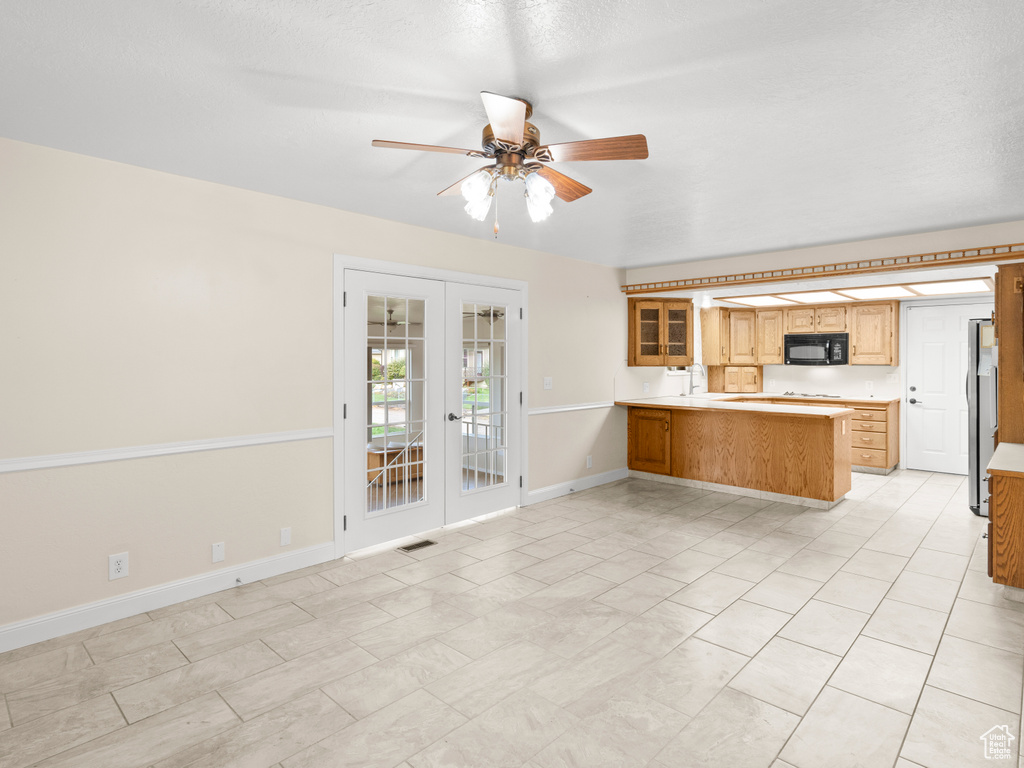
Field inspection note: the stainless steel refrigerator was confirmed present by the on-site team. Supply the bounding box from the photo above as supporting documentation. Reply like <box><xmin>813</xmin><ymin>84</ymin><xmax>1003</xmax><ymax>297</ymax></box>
<box><xmin>968</xmin><ymin>318</ymin><xmax>998</xmax><ymax>517</ymax></box>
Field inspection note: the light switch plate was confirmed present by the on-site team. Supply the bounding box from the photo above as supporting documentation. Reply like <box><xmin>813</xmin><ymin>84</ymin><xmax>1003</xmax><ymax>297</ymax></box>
<box><xmin>543</xmin><ymin>377</ymin><xmax>552</xmax><ymax>390</ymax></box>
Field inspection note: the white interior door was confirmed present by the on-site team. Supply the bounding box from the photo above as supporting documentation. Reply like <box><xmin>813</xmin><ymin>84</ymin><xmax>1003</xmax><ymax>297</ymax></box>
<box><xmin>342</xmin><ymin>269</ymin><xmax>523</xmax><ymax>551</ymax></box>
<box><xmin>344</xmin><ymin>271</ymin><xmax>445</xmax><ymax>551</ymax></box>
<box><xmin>905</xmin><ymin>302</ymin><xmax>993</xmax><ymax>473</ymax></box>
<box><xmin>445</xmin><ymin>283</ymin><xmax>522</xmax><ymax>525</ymax></box>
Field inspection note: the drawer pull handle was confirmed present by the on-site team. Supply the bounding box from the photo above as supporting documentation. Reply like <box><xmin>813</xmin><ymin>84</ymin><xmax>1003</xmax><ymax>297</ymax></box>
<box><xmin>861</xmin><ymin>454</ymin><xmax>872</xmax><ymax>459</ymax></box>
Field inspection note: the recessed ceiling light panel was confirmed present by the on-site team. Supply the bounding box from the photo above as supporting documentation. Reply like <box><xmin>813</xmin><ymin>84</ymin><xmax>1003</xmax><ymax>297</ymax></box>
<box><xmin>777</xmin><ymin>291</ymin><xmax>852</xmax><ymax>304</ymax></box>
<box><xmin>725</xmin><ymin>296</ymin><xmax>797</xmax><ymax>307</ymax></box>
<box><xmin>836</xmin><ymin>286</ymin><xmax>916</xmax><ymax>300</ymax></box>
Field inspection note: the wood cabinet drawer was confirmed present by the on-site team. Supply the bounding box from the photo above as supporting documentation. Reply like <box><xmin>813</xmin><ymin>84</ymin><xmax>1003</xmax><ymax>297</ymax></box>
<box><xmin>851</xmin><ymin>409</ymin><xmax>886</xmax><ymax>421</ymax></box>
<box><xmin>852</xmin><ymin>447</ymin><xmax>888</xmax><ymax>468</ymax></box>
<box><xmin>852</xmin><ymin>420</ymin><xmax>887</xmax><ymax>433</ymax></box>
<box><xmin>851</xmin><ymin>431</ymin><xmax>886</xmax><ymax>449</ymax></box>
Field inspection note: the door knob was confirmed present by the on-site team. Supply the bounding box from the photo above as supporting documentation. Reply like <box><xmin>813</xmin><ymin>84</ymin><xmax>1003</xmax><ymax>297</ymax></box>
<box><xmin>447</xmin><ymin>412</ymin><xmax>463</xmax><ymax>421</ymax></box>
<box><xmin>909</xmin><ymin>398</ymin><xmax>923</xmax><ymax>404</ymax></box>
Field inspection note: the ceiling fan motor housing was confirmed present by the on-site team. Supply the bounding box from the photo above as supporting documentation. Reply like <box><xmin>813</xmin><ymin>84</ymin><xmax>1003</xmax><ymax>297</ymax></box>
<box><xmin>482</xmin><ymin>121</ymin><xmax>540</xmax><ymax>157</ymax></box>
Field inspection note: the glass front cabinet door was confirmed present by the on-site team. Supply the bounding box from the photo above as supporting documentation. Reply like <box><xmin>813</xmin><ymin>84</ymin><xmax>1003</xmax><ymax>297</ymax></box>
<box><xmin>628</xmin><ymin>298</ymin><xmax>694</xmax><ymax>367</ymax></box>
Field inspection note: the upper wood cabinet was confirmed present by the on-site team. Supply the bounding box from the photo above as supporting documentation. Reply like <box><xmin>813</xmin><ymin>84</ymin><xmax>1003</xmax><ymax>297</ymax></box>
<box><xmin>850</xmin><ymin>302</ymin><xmax>898</xmax><ymax>366</ymax></box>
<box><xmin>628</xmin><ymin>298</ymin><xmax>693</xmax><ymax>366</ymax></box>
<box><xmin>784</xmin><ymin>307</ymin><xmax>816</xmax><ymax>334</ymax></box>
<box><xmin>728</xmin><ymin>310</ymin><xmax>757</xmax><ymax>364</ymax></box>
<box><xmin>756</xmin><ymin>309</ymin><xmax>784</xmax><ymax>365</ymax></box>
<box><xmin>815</xmin><ymin>306</ymin><xmax>848</xmax><ymax>332</ymax></box>
<box><xmin>700</xmin><ymin>307</ymin><xmax>731</xmax><ymax>366</ymax></box>
<box><xmin>785</xmin><ymin>305</ymin><xmax>848</xmax><ymax>333</ymax></box>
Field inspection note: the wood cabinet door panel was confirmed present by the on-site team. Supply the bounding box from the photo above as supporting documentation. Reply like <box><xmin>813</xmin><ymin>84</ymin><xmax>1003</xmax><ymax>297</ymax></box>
<box><xmin>851</xmin><ymin>303</ymin><xmax>896</xmax><ymax>365</ymax></box>
<box><xmin>664</xmin><ymin>300</ymin><xmax>693</xmax><ymax>366</ymax></box>
<box><xmin>756</xmin><ymin>310</ymin><xmax>784</xmax><ymax>365</ymax></box>
<box><xmin>815</xmin><ymin>306</ymin><xmax>848</xmax><ymax>332</ymax></box>
<box><xmin>784</xmin><ymin>308</ymin><xmax>816</xmax><ymax>334</ymax></box>
<box><xmin>728</xmin><ymin>310</ymin><xmax>757</xmax><ymax>364</ymax></box>
<box><xmin>628</xmin><ymin>408</ymin><xmax>672</xmax><ymax>474</ymax></box>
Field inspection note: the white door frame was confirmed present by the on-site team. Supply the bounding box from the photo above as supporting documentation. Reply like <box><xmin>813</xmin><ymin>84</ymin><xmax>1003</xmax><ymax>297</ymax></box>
<box><xmin>332</xmin><ymin>254</ymin><xmax>529</xmax><ymax>558</ymax></box>
<box><xmin>898</xmin><ymin>297</ymin><xmax>994</xmax><ymax>473</ymax></box>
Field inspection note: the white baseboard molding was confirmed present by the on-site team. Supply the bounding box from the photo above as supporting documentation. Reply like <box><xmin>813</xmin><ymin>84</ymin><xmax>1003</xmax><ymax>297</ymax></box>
<box><xmin>0</xmin><ymin>543</ymin><xmax>336</xmax><ymax>654</ymax></box>
<box><xmin>525</xmin><ymin>467</ymin><xmax>628</xmax><ymax>505</ymax></box>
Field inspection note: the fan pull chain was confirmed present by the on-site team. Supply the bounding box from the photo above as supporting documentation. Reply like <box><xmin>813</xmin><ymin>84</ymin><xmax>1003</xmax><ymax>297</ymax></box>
<box><xmin>493</xmin><ymin>187</ymin><xmax>500</xmax><ymax>238</ymax></box>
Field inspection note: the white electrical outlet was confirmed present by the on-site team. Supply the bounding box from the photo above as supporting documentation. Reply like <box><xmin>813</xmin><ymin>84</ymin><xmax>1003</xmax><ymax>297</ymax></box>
<box><xmin>865</xmin><ymin>380</ymin><xmax>874</xmax><ymax>391</ymax></box>
<box><xmin>586</xmin><ymin>455</ymin><xmax>593</xmax><ymax>469</ymax></box>
<box><xmin>886</xmin><ymin>373</ymin><xmax>898</xmax><ymax>384</ymax></box>
<box><xmin>643</xmin><ymin>381</ymin><xmax>650</xmax><ymax>393</ymax></box>
<box><xmin>212</xmin><ymin>542</ymin><xmax>225</xmax><ymax>563</ymax></box>
<box><xmin>543</xmin><ymin>377</ymin><xmax>553</xmax><ymax>390</ymax></box>
<box><xmin>767</xmin><ymin>379</ymin><xmax>776</xmax><ymax>390</ymax></box>
<box><xmin>108</xmin><ymin>552</ymin><xmax>129</xmax><ymax>580</ymax></box>
<box><xmin>280</xmin><ymin>527</ymin><xmax>291</xmax><ymax>546</ymax></box>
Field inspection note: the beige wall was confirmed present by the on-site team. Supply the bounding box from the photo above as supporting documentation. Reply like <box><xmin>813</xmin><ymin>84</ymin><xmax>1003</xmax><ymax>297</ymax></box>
<box><xmin>0</xmin><ymin>137</ymin><xmax>638</xmax><ymax>627</ymax></box>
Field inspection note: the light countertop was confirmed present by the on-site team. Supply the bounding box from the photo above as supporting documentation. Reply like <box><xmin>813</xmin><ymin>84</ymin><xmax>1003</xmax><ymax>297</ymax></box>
<box><xmin>988</xmin><ymin>442</ymin><xmax>1024</xmax><ymax>477</ymax></box>
<box><xmin>614</xmin><ymin>394</ymin><xmax>854</xmax><ymax>419</ymax></box>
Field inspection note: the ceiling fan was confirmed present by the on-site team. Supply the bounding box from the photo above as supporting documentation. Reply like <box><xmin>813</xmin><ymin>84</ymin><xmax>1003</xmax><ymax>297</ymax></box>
<box><xmin>464</xmin><ymin>308</ymin><xmax>505</xmax><ymax>324</ymax></box>
<box><xmin>372</xmin><ymin>91</ymin><xmax>648</xmax><ymax>230</ymax></box>
<box><xmin>368</xmin><ymin>308</ymin><xmax>421</xmax><ymax>328</ymax></box>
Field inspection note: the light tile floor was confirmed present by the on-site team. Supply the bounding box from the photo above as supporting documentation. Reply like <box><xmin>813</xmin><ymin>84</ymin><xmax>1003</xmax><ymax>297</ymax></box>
<box><xmin>2</xmin><ymin>469</ymin><xmax>1023</xmax><ymax>767</ymax></box>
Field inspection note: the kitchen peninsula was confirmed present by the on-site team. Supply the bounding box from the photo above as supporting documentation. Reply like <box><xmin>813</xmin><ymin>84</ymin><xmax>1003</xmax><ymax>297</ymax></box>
<box><xmin>616</xmin><ymin>394</ymin><xmax>855</xmax><ymax>506</ymax></box>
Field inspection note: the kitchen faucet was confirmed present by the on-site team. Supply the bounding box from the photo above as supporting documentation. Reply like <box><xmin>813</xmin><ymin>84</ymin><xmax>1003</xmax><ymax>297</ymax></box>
<box><xmin>686</xmin><ymin>363</ymin><xmax>706</xmax><ymax>395</ymax></box>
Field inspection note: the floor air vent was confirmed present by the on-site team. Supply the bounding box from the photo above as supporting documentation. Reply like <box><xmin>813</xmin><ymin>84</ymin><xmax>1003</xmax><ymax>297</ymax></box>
<box><xmin>397</xmin><ymin>540</ymin><xmax>437</xmax><ymax>553</ymax></box>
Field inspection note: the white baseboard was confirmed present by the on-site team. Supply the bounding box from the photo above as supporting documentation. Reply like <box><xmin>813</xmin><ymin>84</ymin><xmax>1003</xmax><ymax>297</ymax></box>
<box><xmin>526</xmin><ymin>467</ymin><xmax>628</xmax><ymax>505</ymax></box>
<box><xmin>0</xmin><ymin>543</ymin><xmax>336</xmax><ymax>654</ymax></box>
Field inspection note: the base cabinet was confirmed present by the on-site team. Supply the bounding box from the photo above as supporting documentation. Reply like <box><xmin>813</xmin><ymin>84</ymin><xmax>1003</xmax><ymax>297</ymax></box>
<box><xmin>627</xmin><ymin>407</ymin><xmax>672</xmax><ymax>474</ymax></box>
<box><xmin>988</xmin><ymin>443</ymin><xmax>1024</xmax><ymax>589</ymax></box>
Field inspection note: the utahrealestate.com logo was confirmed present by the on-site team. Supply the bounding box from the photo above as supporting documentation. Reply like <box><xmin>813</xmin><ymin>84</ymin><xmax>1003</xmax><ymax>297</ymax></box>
<box><xmin>980</xmin><ymin>725</ymin><xmax>1015</xmax><ymax>760</ymax></box>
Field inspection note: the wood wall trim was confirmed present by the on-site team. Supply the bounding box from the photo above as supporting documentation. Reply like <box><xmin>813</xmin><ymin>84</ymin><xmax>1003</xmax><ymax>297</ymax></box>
<box><xmin>621</xmin><ymin>242</ymin><xmax>1024</xmax><ymax>295</ymax></box>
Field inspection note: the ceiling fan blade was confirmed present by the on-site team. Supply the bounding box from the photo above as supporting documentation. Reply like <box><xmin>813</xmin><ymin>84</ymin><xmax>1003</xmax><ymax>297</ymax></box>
<box><xmin>372</xmin><ymin>140</ymin><xmax>483</xmax><ymax>156</ymax></box>
<box><xmin>534</xmin><ymin>166</ymin><xmax>592</xmax><ymax>202</ymax></box>
<box><xmin>437</xmin><ymin>165</ymin><xmax>494</xmax><ymax>197</ymax></box>
<box><xmin>539</xmin><ymin>134</ymin><xmax>649</xmax><ymax>162</ymax></box>
<box><xmin>480</xmin><ymin>92</ymin><xmax>526</xmax><ymax>146</ymax></box>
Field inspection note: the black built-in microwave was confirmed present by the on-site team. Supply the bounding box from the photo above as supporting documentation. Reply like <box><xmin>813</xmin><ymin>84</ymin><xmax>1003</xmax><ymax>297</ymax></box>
<box><xmin>784</xmin><ymin>332</ymin><xmax>849</xmax><ymax>365</ymax></box>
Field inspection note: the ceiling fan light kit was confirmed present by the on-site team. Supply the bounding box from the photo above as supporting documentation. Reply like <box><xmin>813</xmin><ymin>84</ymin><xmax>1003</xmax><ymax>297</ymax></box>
<box><xmin>372</xmin><ymin>91</ymin><xmax>648</xmax><ymax>233</ymax></box>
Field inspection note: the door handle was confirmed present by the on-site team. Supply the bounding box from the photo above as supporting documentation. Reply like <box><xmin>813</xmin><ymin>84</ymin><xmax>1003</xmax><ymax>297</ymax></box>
<box><xmin>909</xmin><ymin>398</ymin><xmax>923</xmax><ymax>404</ymax></box>
<box><xmin>447</xmin><ymin>412</ymin><xmax>463</xmax><ymax>421</ymax></box>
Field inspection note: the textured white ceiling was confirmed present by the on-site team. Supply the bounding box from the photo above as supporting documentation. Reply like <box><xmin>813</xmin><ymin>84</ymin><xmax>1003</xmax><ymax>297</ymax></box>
<box><xmin>2</xmin><ymin>1</ymin><xmax>1023</xmax><ymax>268</ymax></box>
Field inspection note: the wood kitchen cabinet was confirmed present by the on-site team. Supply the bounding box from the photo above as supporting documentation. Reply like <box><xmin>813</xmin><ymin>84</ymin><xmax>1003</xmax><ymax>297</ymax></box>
<box><xmin>700</xmin><ymin>307</ymin><xmax>731</xmax><ymax>366</ymax></box>
<box><xmin>850</xmin><ymin>302</ymin><xmax>898</xmax><ymax>365</ymax></box>
<box><xmin>784</xmin><ymin>307</ymin><xmax>816</xmax><ymax>334</ymax></box>
<box><xmin>784</xmin><ymin>305</ymin><xmax>848</xmax><ymax>334</ymax></box>
<box><xmin>710</xmin><ymin>366</ymin><xmax>761</xmax><ymax>393</ymax></box>
<box><xmin>728</xmin><ymin>310</ymin><xmax>757</xmax><ymax>364</ymax></box>
<box><xmin>628</xmin><ymin>298</ymin><xmax>693</xmax><ymax>366</ymax></box>
<box><xmin>988</xmin><ymin>263</ymin><xmax>1024</xmax><ymax>588</ymax></box>
<box><xmin>627</xmin><ymin>407</ymin><xmax>672</xmax><ymax>474</ymax></box>
<box><xmin>756</xmin><ymin>309</ymin><xmax>784</xmax><ymax>364</ymax></box>
<box><xmin>815</xmin><ymin>306</ymin><xmax>848</xmax><ymax>332</ymax></box>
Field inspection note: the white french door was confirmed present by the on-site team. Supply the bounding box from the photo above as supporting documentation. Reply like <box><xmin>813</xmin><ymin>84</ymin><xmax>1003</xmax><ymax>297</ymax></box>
<box><xmin>445</xmin><ymin>283</ymin><xmax>522</xmax><ymax>525</ymax></box>
<box><xmin>904</xmin><ymin>301</ymin><xmax>993</xmax><ymax>474</ymax></box>
<box><xmin>341</xmin><ymin>268</ymin><xmax>523</xmax><ymax>552</ymax></box>
<box><xmin>344</xmin><ymin>271</ymin><xmax>446</xmax><ymax>551</ymax></box>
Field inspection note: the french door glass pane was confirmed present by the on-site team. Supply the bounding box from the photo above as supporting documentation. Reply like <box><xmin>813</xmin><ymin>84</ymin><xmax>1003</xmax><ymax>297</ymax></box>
<box><xmin>366</xmin><ymin>295</ymin><xmax>426</xmax><ymax>514</ymax></box>
<box><xmin>461</xmin><ymin>303</ymin><xmax>507</xmax><ymax>491</ymax></box>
